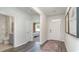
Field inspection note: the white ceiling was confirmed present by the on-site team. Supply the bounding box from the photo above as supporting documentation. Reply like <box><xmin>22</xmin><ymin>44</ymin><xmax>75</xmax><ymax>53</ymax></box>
<box><xmin>18</xmin><ymin>7</ymin><xmax>67</xmax><ymax>16</ymax></box>
<box><xmin>39</xmin><ymin>7</ymin><xmax>67</xmax><ymax>16</ymax></box>
<box><xmin>17</xmin><ymin>7</ymin><xmax>39</xmax><ymax>15</ymax></box>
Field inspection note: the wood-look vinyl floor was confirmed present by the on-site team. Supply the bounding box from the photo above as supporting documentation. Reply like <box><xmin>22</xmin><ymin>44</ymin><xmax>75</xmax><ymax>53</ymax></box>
<box><xmin>3</xmin><ymin>37</ymin><xmax>67</xmax><ymax>52</ymax></box>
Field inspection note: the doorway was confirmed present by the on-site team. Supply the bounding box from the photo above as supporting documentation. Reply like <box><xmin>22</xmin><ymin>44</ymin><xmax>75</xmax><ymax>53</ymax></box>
<box><xmin>33</xmin><ymin>23</ymin><xmax>40</xmax><ymax>42</ymax></box>
<box><xmin>27</xmin><ymin>17</ymin><xmax>40</xmax><ymax>52</ymax></box>
<box><xmin>48</xmin><ymin>19</ymin><xmax>61</xmax><ymax>41</ymax></box>
<box><xmin>0</xmin><ymin>14</ymin><xmax>14</xmax><ymax>51</ymax></box>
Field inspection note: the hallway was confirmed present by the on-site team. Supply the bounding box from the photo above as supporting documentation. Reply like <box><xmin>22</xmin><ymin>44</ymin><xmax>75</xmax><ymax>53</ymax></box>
<box><xmin>0</xmin><ymin>7</ymin><xmax>67</xmax><ymax>52</ymax></box>
<box><xmin>0</xmin><ymin>7</ymin><xmax>79</xmax><ymax>52</ymax></box>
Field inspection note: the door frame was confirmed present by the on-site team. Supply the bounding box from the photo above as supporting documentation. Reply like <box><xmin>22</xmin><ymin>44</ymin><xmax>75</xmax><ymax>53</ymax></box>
<box><xmin>0</xmin><ymin>13</ymin><xmax>14</xmax><ymax>46</ymax></box>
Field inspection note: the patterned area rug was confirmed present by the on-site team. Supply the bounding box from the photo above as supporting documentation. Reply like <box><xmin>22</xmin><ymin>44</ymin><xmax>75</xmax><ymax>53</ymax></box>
<box><xmin>41</xmin><ymin>40</ymin><xmax>67</xmax><ymax>52</ymax></box>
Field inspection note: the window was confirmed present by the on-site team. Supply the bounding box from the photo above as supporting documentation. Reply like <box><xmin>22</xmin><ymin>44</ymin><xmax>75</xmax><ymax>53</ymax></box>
<box><xmin>35</xmin><ymin>23</ymin><xmax>40</xmax><ymax>31</ymax></box>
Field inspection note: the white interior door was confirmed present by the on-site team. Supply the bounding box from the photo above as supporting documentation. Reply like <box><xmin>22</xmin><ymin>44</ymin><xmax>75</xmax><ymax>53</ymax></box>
<box><xmin>48</xmin><ymin>20</ymin><xmax>61</xmax><ymax>41</ymax></box>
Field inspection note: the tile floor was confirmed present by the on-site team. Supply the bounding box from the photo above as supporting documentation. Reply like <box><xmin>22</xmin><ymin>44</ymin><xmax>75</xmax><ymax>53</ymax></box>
<box><xmin>0</xmin><ymin>44</ymin><xmax>13</xmax><ymax>52</ymax></box>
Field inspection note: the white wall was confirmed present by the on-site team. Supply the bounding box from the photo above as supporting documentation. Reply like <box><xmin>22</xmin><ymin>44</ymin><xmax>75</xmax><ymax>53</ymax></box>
<box><xmin>65</xmin><ymin>8</ymin><xmax>79</xmax><ymax>52</ymax></box>
<box><xmin>0</xmin><ymin>7</ymin><xmax>33</xmax><ymax>47</ymax></box>
<box><xmin>65</xmin><ymin>34</ymin><xmax>79</xmax><ymax>52</ymax></box>
<box><xmin>47</xmin><ymin>15</ymin><xmax>65</xmax><ymax>41</ymax></box>
<box><xmin>40</xmin><ymin>14</ymin><xmax>48</xmax><ymax>44</ymax></box>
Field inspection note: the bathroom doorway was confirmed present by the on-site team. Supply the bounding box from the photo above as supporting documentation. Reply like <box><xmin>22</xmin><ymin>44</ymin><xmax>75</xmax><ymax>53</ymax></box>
<box><xmin>0</xmin><ymin>14</ymin><xmax>14</xmax><ymax>51</ymax></box>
